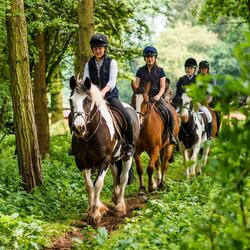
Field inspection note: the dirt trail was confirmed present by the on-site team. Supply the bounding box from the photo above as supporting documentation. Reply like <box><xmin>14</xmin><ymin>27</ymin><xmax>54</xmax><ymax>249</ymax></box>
<box><xmin>47</xmin><ymin>194</ymin><xmax>148</xmax><ymax>249</ymax></box>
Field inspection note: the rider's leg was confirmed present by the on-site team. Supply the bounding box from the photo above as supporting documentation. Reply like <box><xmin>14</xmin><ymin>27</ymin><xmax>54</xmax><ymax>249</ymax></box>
<box><xmin>108</xmin><ymin>97</ymin><xmax>135</xmax><ymax>157</ymax></box>
<box><xmin>157</xmin><ymin>98</ymin><xmax>177</xmax><ymax>144</ymax></box>
<box><xmin>199</xmin><ymin>105</ymin><xmax>212</xmax><ymax>139</ymax></box>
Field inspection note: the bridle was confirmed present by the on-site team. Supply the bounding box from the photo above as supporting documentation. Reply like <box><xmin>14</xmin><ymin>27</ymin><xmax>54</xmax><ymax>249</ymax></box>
<box><xmin>136</xmin><ymin>96</ymin><xmax>156</xmax><ymax>126</ymax></box>
<box><xmin>72</xmin><ymin>93</ymin><xmax>102</xmax><ymax>141</ymax></box>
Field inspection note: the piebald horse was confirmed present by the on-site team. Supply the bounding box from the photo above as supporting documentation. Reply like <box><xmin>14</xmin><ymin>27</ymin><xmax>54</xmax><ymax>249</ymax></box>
<box><xmin>179</xmin><ymin>93</ymin><xmax>210</xmax><ymax>178</ymax></box>
<box><xmin>131</xmin><ymin>81</ymin><xmax>179</xmax><ymax>192</ymax></box>
<box><xmin>69</xmin><ymin>76</ymin><xmax>140</xmax><ymax>223</ymax></box>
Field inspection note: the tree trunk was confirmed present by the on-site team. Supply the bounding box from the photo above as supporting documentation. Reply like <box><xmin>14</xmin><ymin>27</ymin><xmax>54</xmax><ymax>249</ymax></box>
<box><xmin>0</xmin><ymin>97</ymin><xmax>8</xmax><ymax>130</ymax></box>
<box><xmin>77</xmin><ymin>0</ymin><xmax>94</xmax><ymax>73</ymax></box>
<box><xmin>6</xmin><ymin>0</ymin><xmax>43</xmax><ymax>192</ymax></box>
<box><xmin>33</xmin><ymin>31</ymin><xmax>50</xmax><ymax>157</ymax></box>
<box><xmin>50</xmin><ymin>66</ymin><xmax>64</xmax><ymax>124</ymax></box>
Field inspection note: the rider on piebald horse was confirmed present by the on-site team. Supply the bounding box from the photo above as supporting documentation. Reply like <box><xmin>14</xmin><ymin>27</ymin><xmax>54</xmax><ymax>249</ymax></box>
<box><xmin>69</xmin><ymin>33</ymin><xmax>134</xmax><ymax>157</ymax></box>
<box><xmin>173</xmin><ymin>58</ymin><xmax>215</xmax><ymax>140</ymax></box>
<box><xmin>133</xmin><ymin>46</ymin><xmax>177</xmax><ymax>144</ymax></box>
<box><xmin>197</xmin><ymin>60</ymin><xmax>217</xmax><ymax>107</ymax></box>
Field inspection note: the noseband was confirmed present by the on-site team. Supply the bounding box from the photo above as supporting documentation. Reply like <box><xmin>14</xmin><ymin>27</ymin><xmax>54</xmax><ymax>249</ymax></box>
<box><xmin>72</xmin><ymin>98</ymin><xmax>101</xmax><ymax>141</ymax></box>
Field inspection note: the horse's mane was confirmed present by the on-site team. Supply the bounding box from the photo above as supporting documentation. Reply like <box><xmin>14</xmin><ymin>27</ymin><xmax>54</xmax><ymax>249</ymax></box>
<box><xmin>89</xmin><ymin>84</ymin><xmax>108</xmax><ymax>109</ymax></box>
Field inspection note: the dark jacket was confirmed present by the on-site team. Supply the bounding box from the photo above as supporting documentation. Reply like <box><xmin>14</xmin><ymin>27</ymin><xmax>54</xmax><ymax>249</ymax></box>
<box><xmin>88</xmin><ymin>55</ymin><xmax>119</xmax><ymax>100</ymax></box>
<box><xmin>173</xmin><ymin>75</ymin><xmax>196</xmax><ymax>107</ymax></box>
<box><xmin>136</xmin><ymin>64</ymin><xmax>165</xmax><ymax>97</ymax></box>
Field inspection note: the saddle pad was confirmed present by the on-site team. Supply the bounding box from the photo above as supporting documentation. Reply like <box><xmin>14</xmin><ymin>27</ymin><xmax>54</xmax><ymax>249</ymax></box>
<box><xmin>109</xmin><ymin>106</ymin><xmax>128</xmax><ymax>133</ymax></box>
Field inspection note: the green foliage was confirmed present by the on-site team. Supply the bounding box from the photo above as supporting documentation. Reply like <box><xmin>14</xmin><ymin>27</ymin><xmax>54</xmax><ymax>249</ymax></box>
<box><xmin>200</xmin><ymin>0</ymin><xmax>250</xmax><ymax>25</ymax></box>
<box><xmin>0</xmin><ymin>134</ymin><xmax>86</xmax><ymax>248</ymax></box>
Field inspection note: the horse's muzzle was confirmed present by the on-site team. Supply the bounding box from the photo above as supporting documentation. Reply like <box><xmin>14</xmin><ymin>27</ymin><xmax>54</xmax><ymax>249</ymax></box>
<box><xmin>181</xmin><ymin>114</ymin><xmax>189</xmax><ymax>124</ymax></box>
<box><xmin>72</xmin><ymin>124</ymin><xmax>86</xmax><ymax>137</ymax></box>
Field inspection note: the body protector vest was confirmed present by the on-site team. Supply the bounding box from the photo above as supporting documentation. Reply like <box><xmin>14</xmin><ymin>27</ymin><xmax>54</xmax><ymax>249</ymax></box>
<box><xmin>137</xmin><ymin>64</ymin><xmax>164</xmax><ymax>97</ymax></box>
<box><xmin>88</xmin><ymin>55</ymin><xmax>119</xmax><ymax>100</ymax></box>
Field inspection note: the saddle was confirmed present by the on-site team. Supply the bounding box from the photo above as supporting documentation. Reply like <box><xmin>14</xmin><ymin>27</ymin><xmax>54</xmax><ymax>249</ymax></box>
<box><xmin>108</xmin><ymin>106</ymin><xmax>128</xmax><ymax>139</ymax></box>
<box><xmin>154</xmin><ymin>102</ymin><xmax>169</xmax><ymax>126</ymax></box>
<box><xmin>199</xmin><ymin>112</ymin><xmax>208</xmax><ymax>136</ymax></box>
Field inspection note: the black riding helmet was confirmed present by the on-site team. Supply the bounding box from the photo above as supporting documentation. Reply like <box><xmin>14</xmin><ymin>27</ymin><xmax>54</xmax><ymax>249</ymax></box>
<box><xmin>143</xmin><ymin>46</ymin><xmax>158</xmax><ymax>57</ymax></box>
<box><xmin>89</xmin><ymin>33</ymin><xmax>108</xmax><ymax>48</ymax></box>
<box><xmin>199</xmin><ymin>60</ymin><xmax>209</xmax><ymax>69</ymax></box>
<box><xmin>184</xmin><ymin>58</ymin><xmax>197</xmax><ymax>68</ymax></box>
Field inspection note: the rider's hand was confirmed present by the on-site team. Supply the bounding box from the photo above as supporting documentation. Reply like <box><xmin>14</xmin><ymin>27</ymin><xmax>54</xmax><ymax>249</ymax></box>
<box><xmin>153</xmin><ymin>95</ymin><xmax>161</xmax><ymax>101</ymax></box>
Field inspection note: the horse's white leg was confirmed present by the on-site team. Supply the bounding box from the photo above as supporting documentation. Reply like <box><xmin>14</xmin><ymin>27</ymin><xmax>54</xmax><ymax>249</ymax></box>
<box><xmin>199</xmin><ymin>145</ymin><xmax>210</xmax><ymax>174</ymax></box>
<box><xmin>91</xmin><ymin>167</ymin><xmax>109</xmax><ymax>223</ymax></box>
<box><xmin>183</xmin><ymin>149</ymin><xmax>190</xmax><ymax>179</ymax></box>
<box><xmin>83</xmin><ymin>169</ymin><xmax>94</xmax><ymax>212</ymax></box>
<box><xmin>156</xmin><ymin>158</ymin><xmax>162</xmax><ymax>186</ymax></box>
<box><xmin>115</xmin><ymin>157</ymin><xmax>132</xmax><ymax>216</ymax></box>
<box><xmin>190</xmin><ymin>144</ymin><xmax>200</xmax><ymax>177</ymax></box>
<box><xmin>110</xmin><ymin>163</ymin><xmax>120</xmax><ymax>204</ymax></box>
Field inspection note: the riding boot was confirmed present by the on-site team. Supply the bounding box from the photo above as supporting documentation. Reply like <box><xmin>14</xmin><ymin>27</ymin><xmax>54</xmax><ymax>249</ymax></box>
<box><xmin>124</xmin><ymin>127</ymin><xmax>135</xmax><ymax>157</ymax></box>
<box><xmin>157</xmin><ymin>98</ymin><xmax>177</xmax><ymax>145</ymax></box>
<box><xmin>207</xmin><ymin>122</ymin><xmax>212</xmax><ymax>140</ymax></box>
<box><xmin>124</xmin><ymin>117</ymin><xmax>135</xmax><ymax>157</ymax></box>
<box><xmin>167</xmin><ymin>109</ymin><xmax>177</xmax><ymax>145</ymax></box>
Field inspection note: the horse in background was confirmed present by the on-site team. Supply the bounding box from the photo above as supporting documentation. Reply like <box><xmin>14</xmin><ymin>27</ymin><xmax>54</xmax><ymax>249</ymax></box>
<box><xmin>178</xmin><ymin>93</ymin><xmax>210</xmax><ymax>178</ymax></box>
<box><xmin>69</xmin><ymin>76</ymin><xmax>140</xmax><ymax>223</ymax></box>
<box><xmin>131</xmin><ymin>81</ymin><xmax>179</xmax><ymax>192</ymax></box>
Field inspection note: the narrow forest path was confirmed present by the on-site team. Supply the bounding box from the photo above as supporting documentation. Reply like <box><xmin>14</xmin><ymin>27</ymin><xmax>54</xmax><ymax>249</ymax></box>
<box><xmin>47</xmin><ymin>194</ymin><xmax>148</xmax><ymax>249</ymax></box>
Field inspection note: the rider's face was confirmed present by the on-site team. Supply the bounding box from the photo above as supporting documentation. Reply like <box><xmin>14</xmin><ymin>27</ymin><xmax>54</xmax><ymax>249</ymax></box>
<box><xmin>145</xmin><ymin>56</ymin><xmax>156</xmax><ymax>66</ymax></box>
<box><xmin>200</xmin><ymin>67</ymin><xmax>209</xmax><ymax>75</ymax></box>
<box><xmin>185</xmin><ymin>67</ymin><xmax>196</xmax><ymax>76</ymax></box>
<box><xmin>93</xmin><ymin>47</ymin><xmax>105</xmax><ymax>59</ymax></box>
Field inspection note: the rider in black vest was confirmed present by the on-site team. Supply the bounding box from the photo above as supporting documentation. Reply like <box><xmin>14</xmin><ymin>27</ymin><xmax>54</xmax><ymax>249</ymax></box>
<box><xmin>173</xmin><ymin>58</ymin><xmax>213</xmax><ymax>139</ymax></box>
<box><xmin>134</xmin><ymin>46</ymin><xmax>177</xmax><ymax>144</ymax></box>
<box><xmin>87</xmin><ymin>34</ymin><xmax>134</xmax><ymax>157</ymax></box>
<box><xmin>172</xmin><ymin>58</ymin><xmax>197</xmax><ymax>108</ymax></box>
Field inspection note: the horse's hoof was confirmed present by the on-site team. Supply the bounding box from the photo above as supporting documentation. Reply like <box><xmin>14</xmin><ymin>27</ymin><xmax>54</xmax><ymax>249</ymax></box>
<box><xmin>139</xmin><ymin>186</ymin><xmax>146</xmax><ymax>195</ymax></box>
<box><xmin>87</xmin><ymin>213</ymin><xmax>102</xmax><ymax>225</ymax></box>
<box><xmin>148</xmin><ymin>184</ymin><xmax>157</xmax><ymax>192</ymax></box>
<box><xmin>115</xmin><ymin>202</ymin><xmax>127</xmax><ymax>216</ymax></box>
<box><xmin>158</xmin><ymin>182</ymin><xmax>165</xmax><ymax>190</ymax></box>
<box><xmin>196</xmin><ymin>170</ymin><xmax>202</xmax><ymax>176</ymax></box>
<box><xmin>99</xmin><ymin>203</ymin><xmax>109</xmax><ymax>216</ymax></box>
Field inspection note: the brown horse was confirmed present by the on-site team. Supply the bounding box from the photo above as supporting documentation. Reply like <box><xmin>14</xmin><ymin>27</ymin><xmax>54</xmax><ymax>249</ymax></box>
<box><xmin>131</xmin><ymin>81</ymin><xmax>179</xmax><ymax>192</ymax></box>
<box><xmin>70</xmin><ymin>76</ymin><xmax>140</xmax><ymax>224</ymax></box>
<box><xmin>207</xmin><ymin>106</ymin><xmax>221</xmax><ymax>138</ymax></box>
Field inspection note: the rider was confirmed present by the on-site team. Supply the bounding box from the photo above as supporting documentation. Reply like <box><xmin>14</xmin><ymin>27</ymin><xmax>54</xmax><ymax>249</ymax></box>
<box><xmin>134</xmin><ymin>46</ymin><xmax>177</xmax><ymax>144</ymax></box>
<box><xmin>163</xmin><ymin>78</ymin><xmax>174</xmax><ymax>104</ymax></box>
<box><xmin>173</xmin><ymin>58</ymin><xmax>213</xmax><ymax>139</ymax></box>
<box><xmin>198</xmin><ymin>60</ymin><xmax>216</xmax><ymax>107</ymax></box>
<box><xmin>69</xmin><ymin>33</ymin><xmax>134</xmax><ymax>157</ymax></box>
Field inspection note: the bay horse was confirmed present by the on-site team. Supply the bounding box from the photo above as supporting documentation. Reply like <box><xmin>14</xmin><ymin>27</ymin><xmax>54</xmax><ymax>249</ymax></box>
<box><xmin>69</xmin><ymin>76</ymin><xmax>140</xmax><ymax>223</ymax></box>
<box><xmin>178</xmin><ymin>93</ymin><xmax>210</xmax><ymax>178</ymax></box>
<box><xmin>131</xmin><ymin>81</ymin><xmax>179</xmax><ymax>192</ymax></box>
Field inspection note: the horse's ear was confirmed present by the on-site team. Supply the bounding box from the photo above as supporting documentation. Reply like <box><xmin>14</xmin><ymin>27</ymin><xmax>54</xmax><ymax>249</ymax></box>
<box><xmin>69</xmin><ymin>76</ymin><xmax>77</xmax><ymax>90</ymax></box>
<box><xmin>131</xmin><ymin>80</ymin><xmax>137</xmax><ymax>93</ymax></box>
<box><xmin>84</xmin><ymin>77</ymin><xmax>91</xmax><ymax>90</ymax></box>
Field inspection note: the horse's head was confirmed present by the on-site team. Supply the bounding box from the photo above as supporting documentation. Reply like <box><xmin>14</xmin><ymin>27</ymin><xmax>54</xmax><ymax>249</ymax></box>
<box><xmin>131</xmin><ymin>81</ymin><xmax>151</xmax><ymax>125</ymax></box>
<box><xmin>69</xmin><ymin>75</ymin><xmax>96</xmax><ymax>137</ymax></box>
<box><xmin>179</xmin><ymin>93</ymin><xmax>193</xmax><ymax>124</ymax></box>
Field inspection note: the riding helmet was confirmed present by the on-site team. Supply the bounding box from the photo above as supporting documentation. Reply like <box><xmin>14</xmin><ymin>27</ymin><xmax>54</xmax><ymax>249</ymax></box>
<box><xmin>143</xmin><ymin>46</ymin><xmax>158</xmax><ymax>57</ymax></box>
<box><xmin>89</xmin><ymin>33</ymin><xmax>108</xmax><ymax>48</ymax></box>
<box><xmin>184</xmin><ymin>58</ymin><xmax>197</xmax><ymax>68</ymax></box>
<box><xmin>199</xmin><ymin>60</ymin><xmax>209</xmax><ymax>69</ymax></box>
